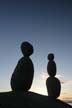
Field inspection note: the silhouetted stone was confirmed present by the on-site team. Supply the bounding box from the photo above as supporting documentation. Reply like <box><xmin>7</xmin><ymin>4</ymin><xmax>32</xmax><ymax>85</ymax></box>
<box><xmin>10</xmin><ymin>41</ymin><xmax>34</xmax><ymax>91</ymax></box>
<box><xmin>46</xmin><ymin>77</ymin><xmax>61</xmax><ymax>99</ymax></box>
<box><xmin>21</xmin><ymin>41</ymin><xmax>33</xmax><ymax>56</ymax></box>
<box><xmin>46</xmin><ymin>53</ymin><xmax>61</xmax><ymax>99</ymax></box>
<box><xmin>48</xmin><ymin>53</ymin><xmax>54</xmax><ymax>61</ymax></box>
<box><xmin>0</xmin><ymin>91</ymin><xmax>71</xmax><ymax>108</ymax></box>
<box><xmin>47</xmin><ymin>53</ymin><xmax>56</xmax><ymax>77</ymax></box>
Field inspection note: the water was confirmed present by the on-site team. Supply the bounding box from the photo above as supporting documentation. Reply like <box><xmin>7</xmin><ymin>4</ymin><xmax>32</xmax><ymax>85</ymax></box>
<box><xmin>68</xmin><ymin>103</ymin><xmax>72</xmax><ymax>106</ymax></box>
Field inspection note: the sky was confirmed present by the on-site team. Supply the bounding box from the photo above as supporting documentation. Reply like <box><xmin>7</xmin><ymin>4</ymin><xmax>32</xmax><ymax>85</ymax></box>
<box><xmin>0</xmin><ymin>0</ymin><xmax>72</xmax><ymax>101</ymax></box>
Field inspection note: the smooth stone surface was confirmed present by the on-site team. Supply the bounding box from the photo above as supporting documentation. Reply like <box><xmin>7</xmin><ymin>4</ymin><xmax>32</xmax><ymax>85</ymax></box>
<box><xmin>0</xmin><ymin>91</ymin><xmax>71</xmax><ymax>108</ymax></box>
<box><xmin>10</xmin><ymin>41</ymin><xmax>34</xmax><ymax>91</ymax></box>
<box><xmin>46</xmin><ymin>77</ymin><xmax>61</xmax><ymax>98</ymax></box>
<box><xmin>47</xmin><ymin>61</ymin><xmax>56</xmax><ymax>76</ymax></box>
<box><xmin>21</xmin><ymin>41</ymin><xmax>33</xmax><ymax>56</ymax></box>
<box><xmin>11</xmin><ymin>57</ymin><xmax>34</xmax><ymax>91</ymax></box>
<box><xmin>48</xmin><ymin>53</ymin><xmax>54</xmax><ymax>61</ymax></box>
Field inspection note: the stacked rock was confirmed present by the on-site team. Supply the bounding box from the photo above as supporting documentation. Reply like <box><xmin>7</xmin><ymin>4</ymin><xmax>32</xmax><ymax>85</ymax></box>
<box><xmin>46</xmin><ymin>53</ymin><xmax>61</xmax><ymax>98</ymax></box>
<box><xmin>11</xmin><ymin>41</ymin><xmax>34</xmax><ymax>91</ymax></box>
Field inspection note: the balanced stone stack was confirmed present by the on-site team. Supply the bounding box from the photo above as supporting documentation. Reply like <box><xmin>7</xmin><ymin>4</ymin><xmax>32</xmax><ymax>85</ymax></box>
<box><xmin>46</xmin><ymin>53</ymin><xmax>61</xmax><ymax>98</ymax></box>
<box><xmin>11</xmin><ymin>41</ymin><xmax>34</xmax><ymax>91</ymax></box>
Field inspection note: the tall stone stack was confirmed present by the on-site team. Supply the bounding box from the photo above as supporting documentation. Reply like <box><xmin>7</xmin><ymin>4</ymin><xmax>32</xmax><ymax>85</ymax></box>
<box><xmin>46</xmin><ymin>53</ymin><xmax>61</xmax><ymax>98</ymax></box>
<box><xmin>11</xmin><ymin>42</ymin><xmax>34</xmax><ymax>91</ymax></box>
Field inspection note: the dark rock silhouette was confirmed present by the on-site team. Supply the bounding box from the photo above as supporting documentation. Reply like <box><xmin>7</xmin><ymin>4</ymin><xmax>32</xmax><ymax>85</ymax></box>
<box><xmin>0</xmin><ymin>46</ymin><xmax>71</xmax><ymax>108</ymax></box>
<box><xmin>21</xmin><ymin>41</ymin><xmax>33</xmax><ymax>56</ymax></box>
<box><xmin>46</xmin><ymin>77</ymin><xmax>61</xmax><ymax>98</ymax></box>
<box><xmin>0</xmin><ymin>91</ymin><xmax>71</xmax><ymax>108</ymax></box>
<box><xmin>46</xmin><ymin>53</ymin><xmax>61</xmax><ymax>98</ymax></box>
<box><xmin>10</xmin><ymin>41</ymin><xmax>34</xmax><ymax>91</ymax></box>
<box><xmin>48</xmin><ymin>53</ymin><xmax>54</xmax><ymax>61</ymax></box>
<box><xmin>47</xmin><ymin>53</ymin><xmax>56</xmax><ymax>76</ymax></box>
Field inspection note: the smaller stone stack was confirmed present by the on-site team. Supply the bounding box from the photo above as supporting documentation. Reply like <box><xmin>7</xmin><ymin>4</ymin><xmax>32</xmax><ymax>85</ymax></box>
<box><xmin>46</xmin><ymin>53</ymin><xmax>61</xmax><ymax>98</ymax></box>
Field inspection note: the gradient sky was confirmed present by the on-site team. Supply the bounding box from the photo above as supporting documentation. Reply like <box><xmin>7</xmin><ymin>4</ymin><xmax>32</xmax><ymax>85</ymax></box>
<box><xmin>0</xmin><ymin>0</ymin><xmax>72</xmax><ymax>101</ymax></box>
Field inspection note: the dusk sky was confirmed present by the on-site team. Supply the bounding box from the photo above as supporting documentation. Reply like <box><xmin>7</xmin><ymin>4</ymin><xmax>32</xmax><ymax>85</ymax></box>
<box><xmin>0</xmin><ymin>0</ymin><xmax>72</xmax><ymax>101</ymax></box>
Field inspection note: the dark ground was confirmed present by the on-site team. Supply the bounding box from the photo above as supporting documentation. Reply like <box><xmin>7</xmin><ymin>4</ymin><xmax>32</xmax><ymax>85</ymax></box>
<box><xmin>0</xmin><ymin>91</ymin><xmax>71</xmax><ymax>108</ymax></box>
